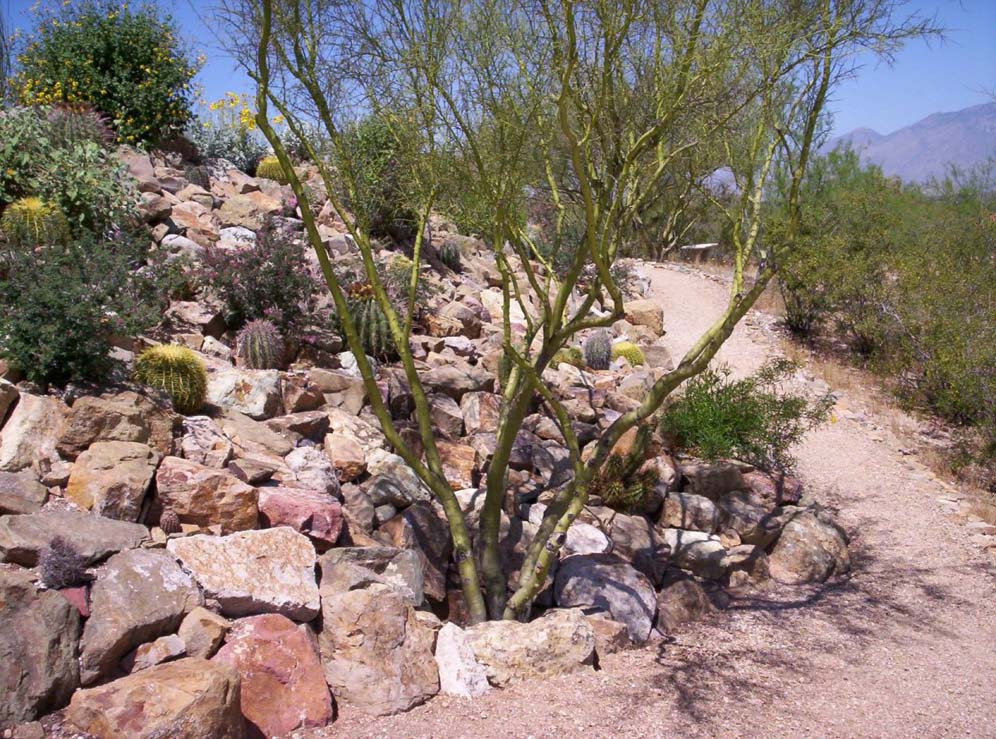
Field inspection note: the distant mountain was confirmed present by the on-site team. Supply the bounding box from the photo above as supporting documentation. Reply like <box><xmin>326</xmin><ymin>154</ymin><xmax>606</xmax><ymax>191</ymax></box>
<box><xmin>826</xmin><ymin>103</ymin><xmax>996</xmax><ymax>182</ymax></box>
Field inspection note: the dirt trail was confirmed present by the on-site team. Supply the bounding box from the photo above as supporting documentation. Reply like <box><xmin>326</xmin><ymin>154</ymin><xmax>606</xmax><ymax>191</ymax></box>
<box><xmin>317</xmin><ymin>264</ymin><xmax>996</xmax><ymax>739</ymax></box>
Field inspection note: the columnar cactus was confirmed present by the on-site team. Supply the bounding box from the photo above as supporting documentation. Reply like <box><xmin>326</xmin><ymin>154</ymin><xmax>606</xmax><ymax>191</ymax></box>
<box><xmin>236</xmin><ymin>319</ymin><xmax>284</xmax><ymax>369</ymax></box>
<box><xmin>255</xmin><ymin>155</ymin><xmax>290</xmax><ymax>184</ymax></box>
<box><xmin>583</xmin><ymin>330</ymin><xmax>612</xmax><ymax>370</ymax></box>
<box><xmin>439</xmin><ymin>242</ymin><xmax>462</xmax><ymax>272</ymax></box>
<box><xmin>0</xmin><ymin>197</ymin><xmax>70</xmax><ymax>248</ymax></box>
<box><xmin>611</xmin><ymin>341</ymin><xmax>646</xmax><ymax>367</ymax></box>
<box><xmin>133</xmin><ymin>344</ymin><xmax>208</xmax><ymax>415</ymax></box>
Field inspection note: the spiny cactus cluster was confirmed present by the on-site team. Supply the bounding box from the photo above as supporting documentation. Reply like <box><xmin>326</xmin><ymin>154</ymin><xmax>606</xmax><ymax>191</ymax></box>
<box><xmin>38</xmin><ymin>536</ymin><xmax>90</xmax><ymax>590</ymax></box>
<box><xmin>611</xmin><ymin>340</ymin><xmax>646</xmax><ymax>367</ymax></box>
<box><xmin>184</xmin><ymin>164</ymin><xmax>212</xmax><ymax>190</ymax></box>
<box><xmin>46</xmin><ymin>103</ymin><xmax>115</xmax><ymax>148</ymax></box>
<box><xmin>439</xmin><ymin>242</ymin><xmax>462</xmax><ymax>272</ymax></box>
<box><xmin>256</xmin><ymin>155</ymin><xmax>290</xmax><ymax>184</ymax></box>
<box><xmin>589</xmin><ymin>425</ymin><xmax>658</xmax><ymax>511</ymax></box>
<box><xmin>133</xmin><ymin>344</ymin><xmax>208</xmax><ymax>415</ymax></box>
<box><xmin>236</xmin><ymin>319</ymin><xmax>283</xmax><ymax>369</ymax></box>
<box><xmin>583</xmin><ymin>330</ymin><xmax>612</xmax><ymax>370</ymax></box>
<box><xmin>0</xmin><ymin>197</ymin><xmax>70</xmax><ymax>248</ymax></box>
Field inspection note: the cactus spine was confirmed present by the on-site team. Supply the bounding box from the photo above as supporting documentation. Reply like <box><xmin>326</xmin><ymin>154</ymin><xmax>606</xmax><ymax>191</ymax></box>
<box><xmin>236</xmin><ymin>319</ymin><xmax>283</xmax><ymax>369</ymax></box>
<box><xmin>0</xmin><ymin>197</ymin><xmax>70</xmax><ymax>248</ymax></box>
<box><xmin>133</xmin><ymin>345</ymin><xmax>208</xmax><ymax>415</ymax></box>
<box><xmin>46</xmin><ymin>104</ymin><xmax>114</xmax><ymax>148</ymax></box>
<box><xmin>583</xmin><ymin>330</ymin><xmax>612</xmax><ymax>370</ymax></box>
<box><xmin>255</xmin><ymin>155</ymin><xmax>290</xmax><ymax>184</ymax></box>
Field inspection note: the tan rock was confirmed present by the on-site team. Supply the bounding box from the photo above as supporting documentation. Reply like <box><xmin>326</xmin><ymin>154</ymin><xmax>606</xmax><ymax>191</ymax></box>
<box><xmin>178</xmin><ymin>607</ymin><xmax>232</xmax><ymax>659</ymax></box>
<box><xmin>437</xmin><ymin>440</ymin><xmax>480</xmax><ymax>490</ymax></box>
<box><xmin>0</xmin><ymin>394</ymin><xmax>67</xmax><ymax>473</ymax></box>
<box><xmin>57</xmin><ymin>391</ymin><xmax>177</xmax><ymax>459</ymax></box>
<box><xmin>460</xmin><ymin>391</ymin><xmax>502</xmax><ymax>435</ymax></box>
<box><xmin>623</xmin><ymin>299</ymin><xmax>664</xmax><ymax>336</ymax></box>
<box><xmin>155</xmin><ymin>456</ymin><xmax>259</xmax><ymax>533</ymax></box>
<box><xmin>66</xmin><ymin>442</ymin><xmax>160</xmax><ymax>522</ymax></box>
<box><xmin>217</xmin><ymin>191</ymin><xmax>282</xmax><ymax>230</ymax></box>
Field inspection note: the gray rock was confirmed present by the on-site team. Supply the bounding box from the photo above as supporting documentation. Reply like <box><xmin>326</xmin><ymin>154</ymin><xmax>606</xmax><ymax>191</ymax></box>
<box><xmin>206</xmin><ymin>367</ymin><xmax>283</xmax><ymax>420</ymax></box>
<box><xmin>365</xmin><ymin>449</ymin><xmax>430</xmax><ymax>507</ymax></box>
<box><xmin>656</xmin><ymin>578</ymin><xmax>715</xmax><ymax>633</ymax></box>
<box><xmin>716</xmin><ymin>490</ymin><xmax>783</xmax><ymax>547</ymax></box>
<box><xmin>768</xmin><ymin>506</ymin><xmax>850</xmax><ymax>584</ymax></box>
<box><xmin>0</xmin><ymin>509</ymin><xmax>149</xmax><ymax>567</ymax></box>
<box><xmin>0</xmin><ymin>470</ymin><xmax>48</xmax><ymax>515</ymax></box>
<box><xmin>659</xmin><ymin>492</ymin><xmax>719</xmax><ymax>533</ymax></box>
<box><xmin>680</xmin><ymin>459</ymin><xmax>744</xmax><ymax>500</ymax></box>
<box><xmin>180</xmin><ymin>416</ymin><xmax>233</xmax><ymax>468</ymax></box>
<box><xmin>318</xmin><ymin>546</ymin><xmax>424</xmax><ymax>606</ymax></box>
<box><xmin>0</xmin><ymin>393</ymin><xmax>67</xmax><ymax>473</ymax></box>
<box><xmin>660</xmin><ymin>528</ymin><xmax>728</xmax><ymax>580</ymax></box>
<box><xmin>285</xmin><ymin>446</ymin><xmax>341</xmax><ymax>497</ymax></box>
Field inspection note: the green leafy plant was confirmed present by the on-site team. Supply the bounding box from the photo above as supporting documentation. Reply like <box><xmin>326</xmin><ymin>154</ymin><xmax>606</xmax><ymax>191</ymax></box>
<box><xmin>611</xmin><ymin>341</ymin><xmax>646</xmax><ymax>366</ymax></box>
<box><xmin>255</xmin><ymin>155</ymin><xmax>289</xmax><ymax>184</ymax></box>
<box><xmin>439</xmin><ymin>242</ymin><xmax>462</xmax><ymax>272</ymax></box>
<box><xmin>187</xmin><ymin>94</ymin><xmax>269</xmax><ymax>174</ymax></box>
<box><xmin>133</xmin><ymin>345</ymin><xmax>208</xmax><ymax>415</ymax></box>
<box><xmin>660</xmin><ymin>360</ymin><xmax>834</xmax><ymax>471</ymax></box>
<box><xmin>236</xmin><ymin>319</ymin><xmax>284</xmax><ymax>369</ymax></box>
<box><xmin>0</xmin><ymin>197</ymin><xmax>70</xmax><ymax>248</ymax></box>
<box><xmin>552</xmin><ymin>347</ymin><xmax>585</xmax><ymax>368</ymax></box>
<box><xmin>583</xmin><ymin>331</ymin><xmax>612</xmax><ymax>370</ymax></box>
<box><xmin>14</xmin><ymin>0</ymin><xmax>199</xmax><ymax>146</ymax></box>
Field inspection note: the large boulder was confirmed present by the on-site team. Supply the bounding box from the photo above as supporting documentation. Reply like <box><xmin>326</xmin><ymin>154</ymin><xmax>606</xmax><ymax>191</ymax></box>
<box><xmin>80</xmin><ymin>549</ymin><xmax>203</xmax><ymax>685</ymax></box>
<box><xmin>365</xmin><ymin>449</ymin><xmax>430</xmax><ymax>507</ymax></box>
<box><xmin>527</xmin><ymin>504</ymin><xmax>610</xmax><ymax>556</ymax></box>
<box><xmin>155</xmin><ymin>456</ymin><xmax>259</xmax><ymax>533</ymax></box>
<box><xmin>716</xmin><ymin>490</ymin><xmax>783</xmax><ymax>547</ymax></box>
<box><xmin>0</xmin><ymin>509</ymin><xmax>149</xmax><ymax>567</ymax></box>
<box><xmin>319</xmin><ymin>584</ymin><xmax>439</xmax><ymax>716</ymax></box>
<box><xmin>435</xmin><ymin>622</ymin><xmax>491</xmax><ymax>698</ymax></box>
<box><xmin>623</xmin><ymin>299</ymin><xmax>664</xmax><ymax>336</ymax></box>
<box><xmin>460</xmin><ymin>392</ymin><xmax>502</xmax><ymax>435</ymax></box>
<box><xmin>421</xmin><ymin>362</ymin><xmax>494</xmax><ymax>401</ymax></box>
<box><xmin>463</xmin><ymin>608</ymin><xmax>596</xmax><ymax>687</ymax></box>
<box><xmin>180</xmin><ymin>416</ymin><xmax>234</xmax><ymax>468</ymax></box>
<box><xmin>217</xmin><ymin>191</ymin><xmax>281</xmax><ymax>230</ymax></box>
<box><xmin>168</xmin><ymin>527</ymin><xmax>320</xmax><ymax>621</ymax></box>
<box><xmin>66</xmin><ymin>658</ymin><xmax>243</xmax><ymax>739</ymax></box>
<box><xmin>660</xmin><ymin>528</ymin><xmax>729</xmax><ymax>580</ymax></box>
<box><xmin>659</xmin><ymin>492</ymin><xmax>719</xmax><ymax>533</ymax></box>
<box><xmin>679</xmin><ymin>459</ymin><xmax>744</xmax><ymax>500</ymax></box>
<box><xmin>376</xmin><ymin>501</ymin><xmax>452</xmax><ymax>605</ymax></box>
<box><xmin>553</xmin><ymin>554</ymin><xmax>657</xmax><ymax>643</ymax></box>
<box><xmin>258</xmin><ymin>486</ymin><xmax>343</xmax><ymax>551</ymax></box>
<box><xmin>605</xmin><ymin>511</ymin><xmax>671</xmax><ymax>586</ymax></box>
<box><xmin>207</xmin><ymin>367</ymin><xmax>283</xmax><ymax>421</ymax></box>
<box><xmin>212</xmin><ymin>614</ymin><xmax>333</xmax><ymax>736</ymax></box>
<box><xmin>0</xmin><ymin>470</ymin><xmax>48</xmax><ymax>515</ymax></box>
<box><xmin>656</xmin><ymin>578</ymin><xmax>715</xmax><ymax>633</ymax></box>
<box><xmin>178</xmin><ymin>607</ymin><xmax>231</xmax><ymax>659</ymax></box>
<box><xmin>284</xmin><ymin>445</ymin><xmax>341</xmax><ymax>497</ymax></box>
<box><xmin>0</xmin><ymin>393</ymin><xmax>67</xmax><ymax>473</ymax></box>
<box><xmin>56</xmin><ymin>391</ymin><xmax>177</xmax><ymax>460</ymax></box>
<box><xmin>318</xmin><ymin>546</ymin><xmax>424</xmax><ymax>606</ymax></box>
<box><xmin>0</xmin><ymin>568</ymin><xmax>81</xmax><ymax>725</ymax></box>
<box><xmin>768</xmin><ymin>506</ymin><xmax>850</xmax><ymax>584</ymax></box>
<box><xmin>66</xmin><ymin>441</ymin><xmax>160</xmax><ymax>522</ymax></box>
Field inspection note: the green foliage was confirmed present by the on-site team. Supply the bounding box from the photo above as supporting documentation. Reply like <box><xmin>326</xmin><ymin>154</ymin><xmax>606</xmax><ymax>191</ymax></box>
<box><xmin>133</xmin><ymin>344</ymin><xmax>208</xmax><ymax>415</ymax></box>
<box><xmin>611</xmin><ymin>341</ymin><xmax>645</xmax><ymax>367</ymax></box>
<box><xmin>438</xmin><ymin>242</ymin><xmax>462</xmax><ymax>272</ymax></box>
<box><xmin>236</xmin><ymin>319</ymin><xmax>284</xmax><ymax>369</ymax></box>
<box><xmin>14</xmin><ymin>0</ymin><xmax>199</xmax><ymax>146</ymax></box>
<box><xmin>0</xmin><ymin>106</ymin><xmax>135</xmax><ymax>231</ymax></box>
<box><xmin>200</xmin><ymin>219</ymin><xmax>318</xmax><ymax>333</ymax></box>
<box><xmin>255</xmin><ymin>155</ymin><xmax>289</xmax><ymax>184</ymax></box>
<box><xmin>590</xmin><ymin>425</ymin><xmax>658</xmax><ymax>511</ymax></box>
<box><xmin>0</xmin><ymin>228</ymin><xmax>166</xmax><ymax>386</ymax></box>
<box><xmin>0</xmin><ymin>197</ymin><xmax>70</xmax><ymax>248</ymax></box>
<box><xmin>187</xmin><ymin>96</ymin><xmax>269</xmax><ymax>174</ymax></box>
<box><xmin>660</xmin><ymin>360</ymin><xmax>833</xmax><ymax>472</ymax></box>
<box><xmin>583</xmin><ymin>331</ymin><xmax>612</xmax><ymax>370</ymax></box>
<box><xmin>552</xmin><ymin>347</ymin><xmax>584</xmax><ymax>369</ymax></box>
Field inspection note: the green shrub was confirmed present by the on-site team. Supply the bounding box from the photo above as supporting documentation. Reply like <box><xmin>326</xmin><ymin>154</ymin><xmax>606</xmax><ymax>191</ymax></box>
<box><xmin>200</xmin><ymin>219</ymin><xmax>318</xmax><ymax>333</ymax></box>
<box><xmin>660</xmin><ymin>360</ymin><xmax>833</xmax><ymax>472</ymax></box>
<box><xmin>133</xmin><ymin>345</ymin><xmax>208</xmax><ymax>415</ymax></box>
<box><xmin>0</xmin><ymin>197</ymin><xmax>70</xmax><ymax>248</ymax></box>
<box><xmin>611</xmin><ymin>341</ymin><xmax>645</xmax><ymax>366</ymax></box>
<box><xmin>187</xmin><ymin>94</ymin><xmax>269</xmax><ymax>174</ymax></box>
<box><xmin>255</xmin><ymin>155</ymin><xmax>289</xmax><ymax>184</ymax></box>
<box><xmin>0</xmin><ymin>228</ymin><xmax>164</xmax><ymax>386</ymax></box>
<box><xmin>236</xmin><ymin>319</ymin><xmax>284</xmax><ymax>369</ymax></box>
<box><xmin>552</xmin><ymin>347</ymin><xmax>584</xmax><ymax>368</ymax></box>
<box><xmin>583</xmin><ymin>331</ymin><xmax>612</xmax><ymax>370</ymax></box>
<box><xmin>14</xmin><ymin>0</ymin><xmax>199</xmax><ymax>146</ymax></box>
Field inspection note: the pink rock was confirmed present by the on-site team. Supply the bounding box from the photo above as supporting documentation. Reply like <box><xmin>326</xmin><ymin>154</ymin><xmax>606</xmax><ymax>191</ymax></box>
<box><xmin>212</xmin><ymin>613</ymin><xmax>333</xmax><ymax>736</ymax></box>
<box><xmin>742</xmin><ymin>470</ymin><xmax>803</xmax><ymax>506</ymax></box>
<box><xmin>58</xmin><ymin>585</ymin><xmax>90</xmax><ymax>618</ymax></box>
<box><xmin>258</xmin><ymin>486</ymin><xmax>343</xmax><ymax>551</ymax></box>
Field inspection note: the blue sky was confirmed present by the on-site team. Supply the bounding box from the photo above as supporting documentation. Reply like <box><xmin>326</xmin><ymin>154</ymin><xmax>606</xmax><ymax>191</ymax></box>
<box><xmin>4</xmin><ymin>0</ymin><xmax>994</xmax><ymax>135</ymax></box>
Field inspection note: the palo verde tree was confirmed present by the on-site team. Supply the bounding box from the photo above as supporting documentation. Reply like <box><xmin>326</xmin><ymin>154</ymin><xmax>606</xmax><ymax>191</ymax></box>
<box><xmin>220</xmin><ymin>0</ymin><xmax>932</xmax><ymax>623</ymax></box>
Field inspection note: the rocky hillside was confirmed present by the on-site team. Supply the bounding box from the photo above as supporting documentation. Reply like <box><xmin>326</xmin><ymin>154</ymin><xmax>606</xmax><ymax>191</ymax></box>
<box><xmin>0</xmin><ymin>152</ymin><xmax>851</xmax><ymax>737</ymax></box>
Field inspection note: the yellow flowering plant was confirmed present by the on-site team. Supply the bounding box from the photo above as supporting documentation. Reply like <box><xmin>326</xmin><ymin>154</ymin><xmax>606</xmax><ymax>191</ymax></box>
<box><xmin>188</xmin><ymin>92</ymin><xmax>281</xmax><ymax>174</ymax></box>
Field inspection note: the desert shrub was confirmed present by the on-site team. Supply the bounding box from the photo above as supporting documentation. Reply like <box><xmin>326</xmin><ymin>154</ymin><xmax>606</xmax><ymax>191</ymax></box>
<box><xmin>0</xmin><ymin>228</ymin><xmax>165</xmax><ymax>386</ymax></box>
<box><xmin>133</xmin><ymin>345</ymin><xmax>207</xmax><ymax>415</ymax></box>
<box><xmin>201</xmin><ymin>219</ymin><xmax>318</xmax><ymax>333</ymax></box>
<box><xmin>187</xmin><ymin>93</ymin><xmax>269</xmax><ymax>174</ymax></box>
<box><xmin>13</xmin><ymin>0</ymin><xmax>199</xmax><ymax>146</ymax></box>
<box><xmin>660</xmin><ymin>360</ymin><xmax>833</xmax><ymax>472</ymax></box>
<box><xmin>39</xmin><ymin>536</ymin><xmax>89</xmax><ymax>589</ymax></box>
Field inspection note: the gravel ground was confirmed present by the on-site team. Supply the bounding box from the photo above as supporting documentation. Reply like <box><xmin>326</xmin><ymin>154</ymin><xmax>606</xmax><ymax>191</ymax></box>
<box><xmin>302</xmin><ymin>264</ymin><xmax>996</xmax><ymax>739</ymax></box>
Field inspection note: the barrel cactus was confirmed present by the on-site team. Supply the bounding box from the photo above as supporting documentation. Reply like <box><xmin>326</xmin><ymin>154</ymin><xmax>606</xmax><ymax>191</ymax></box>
<box><xmin>256</xmin><ymin>155</ymin><xmax>290</xmax><ymax>184</ymax></box>
<box><xmin>341</xmin><ymin>282</ymin><xmax>397</xmax><ymax>361</ymax></box>
<box><xmin>236</xmin><ymin>319</ymin><xmax>284</xmax><ymax>369</ymax></box>
<box><xmin>583</xmin><ymin>330</ymin><xmax>612</xmax><ymax>370</ymax></box>
<box><xmin>159</xmin><ymin>508</ymin><xmax>182</xmax><ymax>535</ymax></box>
<box><xmin>0</xmin><ymin>197</ymin><xmax>70</xmax><ymax>248</ymax></box>
<box><xmin>439</xmin><ymin>242</ymin><xmax>462</xmax><ymax>272</ymax></box>
<box><xmin>46</xmin><ymin>104</ymin><xmax>115</xmax><ymax>148</ymax></box>
<box><xmin>38</xmin><ymin>536</ymin><xmax>90</xmax><ymax>590</ymax></box>
<box><xmin>133</xmin><ymin>345</ymin><xmax>208</xmax><ymax>415</ymax></box>
<box><xmin>611</xmin><ymin>341</ymin><xmax>646</xmax><ymax>367</ymax></box>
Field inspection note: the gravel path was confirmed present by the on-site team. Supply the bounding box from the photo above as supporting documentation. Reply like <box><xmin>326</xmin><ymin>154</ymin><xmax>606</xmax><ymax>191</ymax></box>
<box><xmin>310</xmin><ymin>264</ymin><xmax>996</xmax><ymax>738</ymax></box>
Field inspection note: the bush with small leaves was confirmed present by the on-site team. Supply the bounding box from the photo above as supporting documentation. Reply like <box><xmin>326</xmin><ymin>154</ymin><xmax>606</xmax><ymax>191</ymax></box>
<box><xmin>611</xmin><ymin>341</ymin><xmax>645</xmax><ymax>367</ymax></box>
<box><xmin>39</xmin><ymin>536</ymin><xmax>90</xmax><ymax>590</ymax></box>
<box><xmin>236</xmin><ymin>319</ymin><xmax>284</xmax><ymax>369</ymax></box>
<box><xmin>439</xmin><ymin>242</ymin><xmax>462</xmax><ymax>272</ymax></box>
<box><xmin>255</xmin><ymin>155</ymin><xmax>290</xmax><ymax>184</ymax></box>
<box><xmin>0</xmin><ymin>196</ymin><xmax>70</xmax><ymax>248</ymax></box>
<box><xmin>133</xmin><ymin>345</ymin><xmax>208</xmax><ymax>415</ymax></box>
<box><xmin>583</xmin><ymin>331</ymin><xmax>612</xmax><ymax>370</ymax></box>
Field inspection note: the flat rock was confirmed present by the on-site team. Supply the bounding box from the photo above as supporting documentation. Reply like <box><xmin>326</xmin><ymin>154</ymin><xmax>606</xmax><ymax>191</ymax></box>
<box><xmin>435</xmin><ymin>622</ymin><xmax>491</xmax><ymax>698</ymax></box>
<box><xmin>258</xmin><ymin>486</ymin><xmax>343</xmax><ymax>551</ymax></box>
<box><xmin>318</xmin><ymin>546</ymin><xmax>424</xmax><ymax>606</ymax></box>
<box><xmin>679</xmin><ymin>459</ymin><xmax>744</xmax><ymax>500</ymax></box>
<box><xmin>660</xmin><ymin>528</ymin><xmax>728</xmax><ymax>580</ymax></box>
<box><xmin>213</xmin><ymin>614</ymin><xmax>332</xmax><ymax>736</ymax></box>
<box><xmin>56</xmin><ymin>391</ymin><xmax>177</xmax><ymax>460</ymax></box>
<box><xmin>623</xmin><ymin>299</ymin><xmax>664</xmax><ymax>336</ymax></box>
<box><xmin>0</xmin><ymin>393</ymin><xmax>67</xmax><ymax>473</ymax></box>
<box><xmin>156</xmin><ymin>456</ymin><xmax>258</xmax><ymax>533</ymax></box>
<box><xmin>659</xmin><ymin>492</ymin><xmax>719</xmax><ymax>533</ymax></box>
<box><xmin>207</xmin><ymin>367</ymin><xmax>283</xmax><ymax>420</ymax></box>
<box><xmin>0</xmin><ymin>470</ymin><xmax>49</xmax><ymax>515</ymax></box>
<box><xmin>80</xmin><ymin>548</ymin><xmax>202</xmax><ymax>685</ymax></box>
<box><xmin>375</xmin><ymin>502</ymin><xmax>451</xmax><ymax>604</ymax></box>
<box><xmin>66</xmin><ymin>658</ymin><xmax>243</xmax><ymax>739</ymax></box>
<box><xmin>0</xmin><ymin>509</ymin><xmax>149</xmax><ymax>567</ymax></box>
<box><xmin>217</xmin><ymin>408</ymin><xmax>295</xmax><ymax>457</ymax></box>
<box><xmin>463</xmin><ymin>608</ymin><xmax>596</xmax><ymax>687</ymax></box>
<box><xmin>0</xmin><ymin>568</ymin><xmax>80</xmax><ymax>725</ymax></box>
<box><xmin>66</xmin><ymin>441</ymin><xmax>160</xmax><ymax>522</ymax></box>
<box><xmin>168</xmin><ymin>527</ymin><xmax>320</xmax><ymax>621</ymax></box>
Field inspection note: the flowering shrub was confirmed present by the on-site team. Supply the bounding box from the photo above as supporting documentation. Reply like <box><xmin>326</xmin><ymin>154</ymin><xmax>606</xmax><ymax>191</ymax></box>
<box><xmin>187</xmin><ymin>93</ymin><xmax>279</xmax><ymax>174</ymax></box>
<box><xmin>13</xmin><ymin>1</ymin><xmax>199</xmax><ymax>146</ymax></box>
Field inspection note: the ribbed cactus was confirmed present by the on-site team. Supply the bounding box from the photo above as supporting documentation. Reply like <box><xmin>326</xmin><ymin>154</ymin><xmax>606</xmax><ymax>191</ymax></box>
<box><xmin>0</xmin><ymin>197</ymin><xmax>70</xmax><ymax>248</ymax></box>
<box><xmin>133</xmin><ymin>345</ymin><xmax>208</xmax><ymax>415</ymax></box>
<box><xmin>184</xmin><ymin>164</ymin><xmax>212</xmax><ymax>190</ymax></box>
<box><xmin>236</xmin><ymin>319</ymin><xmax>284</xmax><ymax>369</ymax></box>
<box><xmin>46</xmin><ymin>104</ymin><xmax>115</xmax><ymax>148</ymax></box>
<box><xmin>159</xmin><ymin>508</ymin><xmax>182</xmax><ymax>534</ymax></box>
<box><xmin>256</xmin><ymin>155</ymin><xmax>290</xmax><ymax>184</ymax></box>
<box><xmin>611</xmin><ymin>341</ymin><xmax>646</xmax><ymax>367</ymax></box>
<box><xmin>590</xmin><ymin>425</ymin><xmax>657</xmax><ymax>511</ymax></box>
<box><xmin>583</xmin><ymin>330</ymin><xmax>612</xmax><ymax>370</ymax></box>
<box><xmin>439</xmin><ymin>242</ymin><xmax>462</xmax><ymax>272</ymax></box>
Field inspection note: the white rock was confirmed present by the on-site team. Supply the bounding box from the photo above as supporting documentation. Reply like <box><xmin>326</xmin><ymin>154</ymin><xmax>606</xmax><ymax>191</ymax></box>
<box><xmin>435</xmin><ymin>622</ymin><xmax>491</xmax><ymax>698</ymax></box>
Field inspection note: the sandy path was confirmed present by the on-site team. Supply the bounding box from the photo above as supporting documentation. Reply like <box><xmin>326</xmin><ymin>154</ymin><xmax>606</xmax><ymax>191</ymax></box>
<box><xmin>309</xmin><ymin>264</ymin><xmax>996</xmax><ymax>739</ymax></box>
